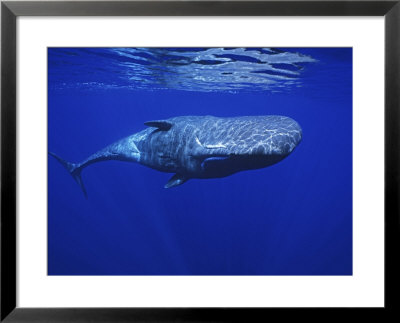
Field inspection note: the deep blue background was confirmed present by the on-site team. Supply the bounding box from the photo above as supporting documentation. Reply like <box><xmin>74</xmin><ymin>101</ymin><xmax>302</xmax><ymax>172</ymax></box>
<box><xmin>48</xmin><ymin>48</ymin><xmax>352</xmax><ymax>275</ymax></box>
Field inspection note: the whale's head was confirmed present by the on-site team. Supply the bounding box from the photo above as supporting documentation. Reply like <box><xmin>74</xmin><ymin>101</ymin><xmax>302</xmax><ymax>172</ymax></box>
<box><xmin>195</xmin><ymin>115</ymin><xmax>302</xmax><ymax>178</ymax></box>
<box><xmin>240</xmin><ymin>115</ymin><xmax>302</xmax><ymax>157</ymax></box>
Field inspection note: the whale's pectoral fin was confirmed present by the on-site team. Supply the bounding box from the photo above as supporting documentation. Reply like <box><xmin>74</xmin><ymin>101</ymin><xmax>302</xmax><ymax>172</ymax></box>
<box><xmin>164</xmin><ymin>173</ymin><xmax>187</xmax><ymax>188</ymax></box>
<box><xmin>144</xmin><ymin>120</ymin><xmax>173</xmax><ymax>131</ymax></box>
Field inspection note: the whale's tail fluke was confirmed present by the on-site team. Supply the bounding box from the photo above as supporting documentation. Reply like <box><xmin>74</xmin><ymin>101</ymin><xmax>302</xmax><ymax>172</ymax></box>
<box><xmin>49</xmin><ymin>152</ymin><xmax>87</xmax><ymax>198</ymax></box>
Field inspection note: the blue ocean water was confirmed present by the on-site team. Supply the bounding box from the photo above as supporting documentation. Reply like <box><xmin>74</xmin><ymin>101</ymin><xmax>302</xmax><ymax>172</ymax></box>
<box><xmin>48</xmin><ymin>48</ymin><xmax>352</xmax><ymax>275</ymax></box>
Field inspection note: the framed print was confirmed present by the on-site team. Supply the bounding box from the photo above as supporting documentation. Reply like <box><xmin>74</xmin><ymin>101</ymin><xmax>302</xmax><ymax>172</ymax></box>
<box><xmin>1</xmin><ymin>0</ymin><xmax>399</xmax><ymax>321</ymax></box>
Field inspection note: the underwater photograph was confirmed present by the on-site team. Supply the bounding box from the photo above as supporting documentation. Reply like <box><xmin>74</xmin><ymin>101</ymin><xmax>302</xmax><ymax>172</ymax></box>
<box><xmin>48</xmin><ymin>47</ymin><xmax>352</xmax><ymax>275</ymax></box>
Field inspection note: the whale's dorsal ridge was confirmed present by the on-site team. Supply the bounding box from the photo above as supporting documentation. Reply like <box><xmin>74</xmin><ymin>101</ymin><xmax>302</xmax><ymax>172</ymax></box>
<box><xmin>144</xmin><ymin>120</ymin><xmax>173</xmax><ymax>131</ymax></box>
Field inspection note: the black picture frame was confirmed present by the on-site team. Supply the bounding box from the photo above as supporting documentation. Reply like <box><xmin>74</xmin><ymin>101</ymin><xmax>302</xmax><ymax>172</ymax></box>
<box><xmin>1</xmin><ymin>0</ymin><xmax>399</xmax><ymax>321</ymax></box>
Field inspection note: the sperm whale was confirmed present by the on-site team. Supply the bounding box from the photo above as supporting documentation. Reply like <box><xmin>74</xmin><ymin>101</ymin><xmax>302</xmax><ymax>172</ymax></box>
<box><xmin>49</xmin><ymin>115</ymin><xmax>302</xmax><ymax>196</ymax></box>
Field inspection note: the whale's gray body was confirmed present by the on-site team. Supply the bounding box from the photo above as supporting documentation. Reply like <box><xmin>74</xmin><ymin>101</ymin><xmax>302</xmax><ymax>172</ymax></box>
<box><xmin>50</xmin><ymin>115</ymin><xmax>302</xmax><ymax>196</ymax></box>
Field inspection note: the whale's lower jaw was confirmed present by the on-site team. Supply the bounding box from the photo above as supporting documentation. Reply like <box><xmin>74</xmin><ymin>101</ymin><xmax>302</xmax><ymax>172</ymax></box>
<box><xmin>194</xmin><ymin>153</ymin><xmax>290</xmax><ymax>179</ymax></box>
<box><xmin>138</xmin><ymin>151</ymin><xmax>291</xmax><ymax>180</ymax></box>
<box><xmin>160</xmin><ymin>153</ymin><xmax>291</xmax><ymax>189</ymax></box>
